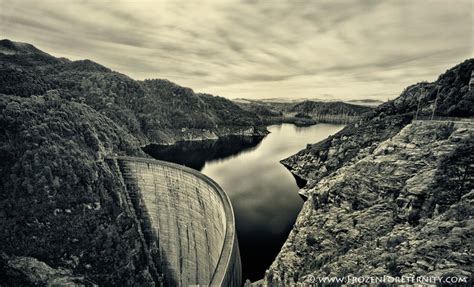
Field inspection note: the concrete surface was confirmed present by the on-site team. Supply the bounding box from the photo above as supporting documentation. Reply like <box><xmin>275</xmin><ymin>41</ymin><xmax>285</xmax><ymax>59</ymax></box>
<box><xmin>112</xmin><ymin>156</ymin><xmax>241</xmax><ymax>286</ymax></box>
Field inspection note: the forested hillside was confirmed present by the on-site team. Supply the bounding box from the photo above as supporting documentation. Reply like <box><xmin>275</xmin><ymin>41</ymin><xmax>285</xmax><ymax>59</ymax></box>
<box><xmin>0</xmin><ymin>39</ymin><xmax>265</xmax><ymax>144</ymax></box>
<box><xmin>0</xmin><ymin>94</ymin><xmax>160</xmax><ymax>285</ymax></box>
<box><xmin>0</xmin><ymin>39</ymin><xmax>266</xmax><ymax>285</ymax></box>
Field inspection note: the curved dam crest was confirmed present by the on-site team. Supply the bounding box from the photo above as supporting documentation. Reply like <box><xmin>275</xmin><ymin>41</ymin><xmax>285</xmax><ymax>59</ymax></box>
<box><xmin>107</xmin><ymin>156</ymin><xmax>241</xmax><ymax>286</ymax></box>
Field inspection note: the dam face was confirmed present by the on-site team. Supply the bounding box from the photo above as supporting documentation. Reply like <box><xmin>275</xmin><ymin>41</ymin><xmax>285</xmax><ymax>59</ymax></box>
<box><xmin>111</xmin><ymin>157</ymin><xmax>241</xmax><ymax>286</ymax></box>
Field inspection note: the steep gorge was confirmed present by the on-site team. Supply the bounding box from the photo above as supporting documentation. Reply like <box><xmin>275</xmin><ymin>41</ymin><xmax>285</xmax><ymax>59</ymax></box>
<box><xmin>1</xmin><ymin>38</ymin><xmax>473</xmax><ymax>286</ymax></box>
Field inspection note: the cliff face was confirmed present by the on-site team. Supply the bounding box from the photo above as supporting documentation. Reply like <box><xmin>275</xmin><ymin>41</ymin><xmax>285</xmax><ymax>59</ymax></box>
<box><xmin>282</xmin><ymin>59</ymin><xmax>474</xmax><ymax>189</ymax></box>
<box><xmin>266</xmin><ymin>60</ymin><xmax>474</xmax><ymax>285</ymax></box>
<box><xmin>266</xmin><ymin>121</ymin><xmax>473</xmax><ymax>285</ymax></box>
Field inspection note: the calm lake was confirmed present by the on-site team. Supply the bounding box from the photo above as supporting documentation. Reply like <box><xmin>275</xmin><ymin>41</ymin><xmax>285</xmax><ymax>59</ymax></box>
<box><xmin>145</xmin><ymin>123</ymin><xmax>344</xmax><ymax>281</ymax></box>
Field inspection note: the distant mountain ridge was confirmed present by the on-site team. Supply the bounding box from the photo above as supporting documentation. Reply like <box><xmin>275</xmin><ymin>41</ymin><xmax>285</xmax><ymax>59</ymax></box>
<box><xmin>235</xmin><ymin>98</ymin><xmax>373</xmax><ymax>126</ymax></box>
<box><xmin>234</xmin><ymin>97</ymin><xmax>384</xmax><ymax>106</ymax></box>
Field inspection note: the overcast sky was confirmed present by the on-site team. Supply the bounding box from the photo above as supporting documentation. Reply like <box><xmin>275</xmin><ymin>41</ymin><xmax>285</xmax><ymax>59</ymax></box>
<box><xmin>1</xmin><ymin>0</ymin><xmax>472</xmax><ymax>100</ymax></box>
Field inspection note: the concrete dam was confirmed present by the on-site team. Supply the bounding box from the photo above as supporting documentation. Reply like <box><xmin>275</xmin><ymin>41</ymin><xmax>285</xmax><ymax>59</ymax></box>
<box><xmin>107</xmin><ymin>156</ymin><xmax>241</xmax><ymax>286</ymax></box>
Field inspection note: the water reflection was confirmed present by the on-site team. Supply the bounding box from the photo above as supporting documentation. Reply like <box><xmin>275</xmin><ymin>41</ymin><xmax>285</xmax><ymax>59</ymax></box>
<box><xmin>143</xmin><ymin>135</ymin><xmax>265</xmax><ymax>170</ymax></box>
<box><xmin>144</xmin><ymin>123</ymin><xmax>344</xmax><ymax>281</ymax></box>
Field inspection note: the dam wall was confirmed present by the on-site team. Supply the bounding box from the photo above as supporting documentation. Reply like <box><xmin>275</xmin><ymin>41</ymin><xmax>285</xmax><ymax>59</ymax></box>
<box><xmin>110</xmin><ymin>156</ymin><xmax>241</xmax><ymax>286</ymax></box>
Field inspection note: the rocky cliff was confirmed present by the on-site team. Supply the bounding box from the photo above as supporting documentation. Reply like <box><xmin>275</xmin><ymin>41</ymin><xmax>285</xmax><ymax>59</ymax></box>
<box><xmin>266</xmin><ymin>121</ymin><xmax>473</xmax><ymax>286</ymax></box>
<box><xmin>282</xmin><ymin>59</ymin><xmax>474</xmax><ymax>188</ymax></box>
<box><xmin>265</xmin><ymin>60</ymin><xmax>474</xmax><ymax>286</ymax></box>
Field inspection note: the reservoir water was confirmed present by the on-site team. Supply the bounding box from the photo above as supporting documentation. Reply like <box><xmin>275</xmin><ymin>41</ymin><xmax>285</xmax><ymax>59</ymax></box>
<box><xmin>144</xmin><ymin>123</ymin><xmax>344</xmax><ymax>281</ymax></box>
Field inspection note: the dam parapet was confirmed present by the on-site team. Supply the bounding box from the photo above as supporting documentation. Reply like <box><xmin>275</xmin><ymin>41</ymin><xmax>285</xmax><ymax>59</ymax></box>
<box><xmin>106</xmin><ymin>156</ymin><xmax>241</xmax><ymax>286</ymax></box>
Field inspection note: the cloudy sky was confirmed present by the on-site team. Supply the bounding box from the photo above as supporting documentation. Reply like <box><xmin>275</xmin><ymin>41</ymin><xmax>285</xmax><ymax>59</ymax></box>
<box><xmin>1</xmin><ymin>0</ymin><xmax>472</xmax><ymax>100</ymax></box>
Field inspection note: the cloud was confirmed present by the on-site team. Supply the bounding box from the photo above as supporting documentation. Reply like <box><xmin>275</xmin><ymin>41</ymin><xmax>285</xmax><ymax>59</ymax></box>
<box><xmin>1</xmin><ymin>0</ymin><xmax>472</xmax><ymax>100</ymax></box>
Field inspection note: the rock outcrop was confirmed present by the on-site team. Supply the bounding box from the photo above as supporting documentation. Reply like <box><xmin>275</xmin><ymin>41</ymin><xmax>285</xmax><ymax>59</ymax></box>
<box><xmin>266</xmin><ymin>121</ymin><xmax>473</xmax><ymax>286</ymax></box>
<box><xmin>266</xmin><ymin>59</ymin><xmax>474</xmax><ymax>286</ymax></box>
<box><xmin>0</xmin><ymin>254</ymin><xmax>90</xmax><ymax>286</ymax></box>
<box><xmin>282</xmin><ymin>59</ymin><xmax>474</xmax><ymax>190</ymax></box>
